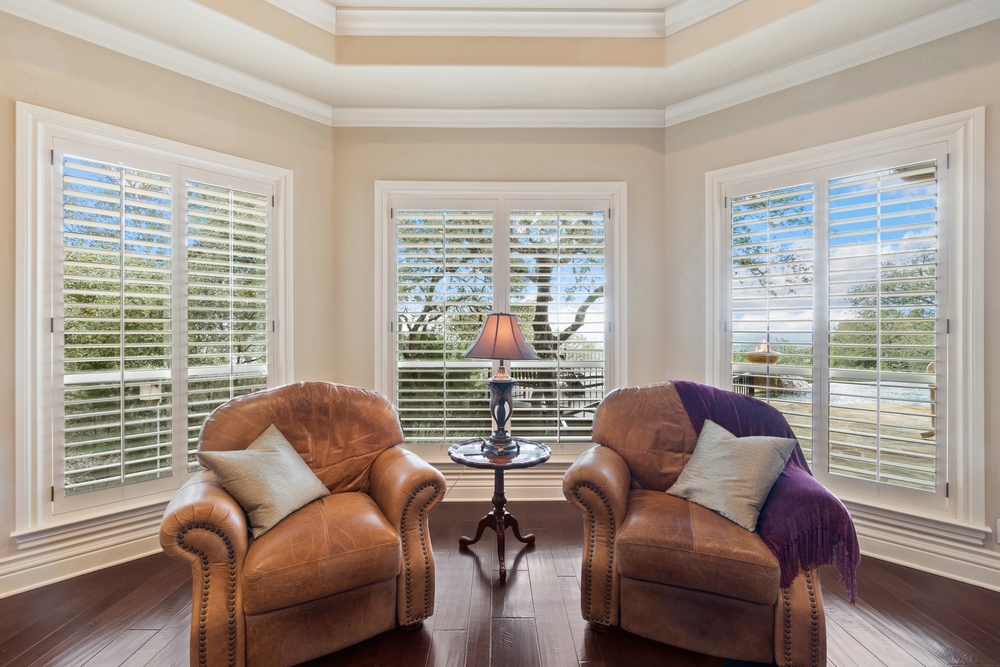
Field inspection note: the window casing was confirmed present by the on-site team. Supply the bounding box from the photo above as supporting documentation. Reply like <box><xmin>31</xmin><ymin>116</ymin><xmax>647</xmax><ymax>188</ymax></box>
<box><xmin>706</xmin><ymin>110</ymin><xmax>985</xmax><ymax>525</ymax></box>
<box><xmin>15</xmin><ymin>104</ymin><xmax>293</xmax><ymax>532</ymax></box>
<box><xmin>375</xmin><ymin>183</ymin><xmax>626</xmax><ymax>456</ymax></box>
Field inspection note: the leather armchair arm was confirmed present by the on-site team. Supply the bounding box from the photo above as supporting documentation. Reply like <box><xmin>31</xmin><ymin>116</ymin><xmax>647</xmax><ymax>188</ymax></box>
<box><xmin>369</xmin><ymin>446</ymin><xmax>447</xmax><ymax>626</ymax></box>
<box><xmin>160</xmin><ymin>471</ymin><xmax>249</xmax><ymax>667</ymax></box>
<box><xmin>775</xmin><ymin>566</ymin><xmax>826</xmax><ymax>667</ymax></box>
<box><xmin>562</xmin><ymin>445</ymin><xmax>632</xmax><ymax>627</ymax></box>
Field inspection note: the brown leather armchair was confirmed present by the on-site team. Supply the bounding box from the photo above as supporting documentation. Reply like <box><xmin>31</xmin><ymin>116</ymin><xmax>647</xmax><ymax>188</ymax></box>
<box><xmin>159</xmin><ymin>382</ymin><xmax>446</xmax><ymax>667</ymax></box>
<box><xmin>563</xmin><ymin>382</ymin><xmax>825</xmax><ymax>666</ymax></box>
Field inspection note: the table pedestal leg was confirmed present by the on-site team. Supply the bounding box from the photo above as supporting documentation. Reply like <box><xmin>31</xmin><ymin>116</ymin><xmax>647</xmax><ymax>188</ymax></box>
<box><xmin>459</xmin><ymin>468</ymin><xmax>535</xmax><ymax>581</ymax></box>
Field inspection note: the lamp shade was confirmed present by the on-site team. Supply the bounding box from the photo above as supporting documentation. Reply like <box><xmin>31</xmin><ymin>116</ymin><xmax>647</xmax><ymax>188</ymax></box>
<box><xmin>463</xmin><ymin>313</ymin><xmax>540</xmax><ymax>361</ymax></box>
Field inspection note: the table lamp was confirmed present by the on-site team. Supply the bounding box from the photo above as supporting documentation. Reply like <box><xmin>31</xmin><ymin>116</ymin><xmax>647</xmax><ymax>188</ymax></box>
<box><xmin>463</xmin><ymin>312</ymin><xmax>540</xmax><ymax>455</ymax></box>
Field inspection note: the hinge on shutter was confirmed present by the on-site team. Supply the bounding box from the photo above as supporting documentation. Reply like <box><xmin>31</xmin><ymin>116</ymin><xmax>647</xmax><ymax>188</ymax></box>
<box><xmin>272</xmin><ymin>195</ymin><xmax>275</xmax><ymax>207</ymax></box>
<box><xmin>50</xmin><ymin>317</ymin><xmax>54</xmax><ymax>333</ymax></box>
<box><xmin>390</xmin><ymin>208</ymin><xmax>394</xmax><ymax>219</ymax></box>
<box><xmin>51</xmin><ymin>486</ymin><xmax>55</xmax><ymax>502</ymax></box>
<box><xmin>50</xmin><ymin>150</ymin><xmax>54</xmax><ymax>166</ymax></box>
<box><xmin>272</xmin><ymin>320</ymin><xmax>275</xmax><ymax>333</ymax></box>
<box><xmin>724</xmin><ymin>320</ymin><xmax>728</xmax><ymax>333</ymax></box>
<box><xmin>607</xmin><ymin>321</ymin><xmax>612</xmax><ymax>332</ymax></box>
<box><xmin>947</xmin><ymin>153</ymin><xmax>950</xmax><ymax>169</ymax></box>
<box><xmin>946</xmin><ymin>482</ymin><xmax>949</xmax><ymax>498</ymax></box>
<box><xmin>946</xmin><ymin>319</ymin><xmax>950</xmax><ymax>334</ymax></box>
<box><xmin>389</xmin><ymin>321</ymin><xmax>395</xmax><ymax>333</ymax></box>
<box><xmin>724</xmin><ymin>196</ymin><xmax>728</xmax><ymax>209</ymax></box>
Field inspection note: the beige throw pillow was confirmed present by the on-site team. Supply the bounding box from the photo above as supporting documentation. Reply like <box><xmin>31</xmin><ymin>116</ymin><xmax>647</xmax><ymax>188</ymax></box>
<box><xmin>199</xmin><ymin>424</ymin><xmax>330</xmax><ymax>538</ymax></box>
<box><xmin>666</xmin><ymin>420</ymin><xmax>796</xmax><ymax>532</ymax></box>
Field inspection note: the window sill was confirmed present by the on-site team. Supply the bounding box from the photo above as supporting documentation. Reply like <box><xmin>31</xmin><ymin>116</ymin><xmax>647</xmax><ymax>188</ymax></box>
<box><xmin>839</xmin><ymin>494</ymin><xmax>993</xmax><ymax>548</ymax></box>
<box><xmin>11</xmin><ymin>492</ymin><xmax>174</xmax><ymax>553</ymax></box>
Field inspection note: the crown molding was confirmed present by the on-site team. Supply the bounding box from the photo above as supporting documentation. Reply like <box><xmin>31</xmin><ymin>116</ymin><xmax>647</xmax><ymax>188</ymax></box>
<box><xmin>263</xmin><ymin>0</ymin><xmax>337</xmax><ymax>34</ymax></box>
<box><xmin>0</xmin><ymin>0</ymin><xmax>336</xmax><ymax>126</ymax></box>
<box><xmin>3</xmin><ymin>0</ymin><xmax>998</xmax><ymax>130</ymax></box>
<box><xmin>663</xmin><ymin>0</ymin><xmax>744</xmax><ymax>37</ymax></box>
<box><xmin>330</xmin><ymin>107</ymin><xmax>665</xmax><ymax>128</ymax></box>
<box><xmin>663</xmin><ymin>0</ymin><xmax>1000</xmax><ymax>127</ymax></box>
<box><xmin>335</xmin><ymin>8</ymin><xmax>665</xmax><ymax>38</ymax></box>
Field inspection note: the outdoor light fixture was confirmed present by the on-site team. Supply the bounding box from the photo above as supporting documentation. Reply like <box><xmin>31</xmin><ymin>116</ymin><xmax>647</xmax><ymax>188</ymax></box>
<box><xmin>463</xmin><ymin>312</ymin><xmax>540</xmax><ymax>456</ymax></box>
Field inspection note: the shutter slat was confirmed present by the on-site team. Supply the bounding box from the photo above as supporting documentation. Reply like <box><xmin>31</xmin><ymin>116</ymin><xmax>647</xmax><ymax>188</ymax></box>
<box><xmin>186</xmin><ymin>181</ymin><xmax>269</xmax><ymax>472</ymax></box>
<box><xmin>827</xmin><ymin>160</ymin><xmax>939</xmax><ymax>491</ymax></box>
<box><xmin>61</xmin><ymin>156</ymin><xmax>174</xmax><ymax>495</ymax></box>
<box><xmin>396</xmin><ymin>211</ymin><xmax>494</xmax><ymax>444</ymax></box>
<box><xmin>730</xmin><ymin>183</ymin><xmax>815</xmax><ymax>463</ymax></box>
<box><xmin>509</xmin><ymin>210</ymin><xmax>606</xmax><ymax>445</ymax></box>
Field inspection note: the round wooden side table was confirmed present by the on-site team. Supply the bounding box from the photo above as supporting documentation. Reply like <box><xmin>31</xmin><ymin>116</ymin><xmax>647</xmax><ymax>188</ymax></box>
<box><xmin>447</xmin><ymin>437</ymin><xmax>551</xmax><ymax>581</ymax></box>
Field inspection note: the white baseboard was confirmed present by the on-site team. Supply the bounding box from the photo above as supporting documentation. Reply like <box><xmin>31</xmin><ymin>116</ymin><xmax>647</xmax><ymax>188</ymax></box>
<box><xmin>0</xmin><ymin>534</ymin><xmax>162</xmax><ymax>599</ymax></box>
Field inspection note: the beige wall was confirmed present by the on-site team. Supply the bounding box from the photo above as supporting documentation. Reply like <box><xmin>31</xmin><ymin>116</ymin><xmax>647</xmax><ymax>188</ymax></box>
<box><xmin>661</xmin><ymin>19</ymin><xmax>1000</xmax><ymax>544</ymax></box>
<box><xmin>331</xmin><ymin>127</ymin><xmax>668</xmax><ymax>388</ymax></box>
<box><xmin>0</xmin><ymin>14</ymin><xmax>336</xmax><ymax>560</ymax></box>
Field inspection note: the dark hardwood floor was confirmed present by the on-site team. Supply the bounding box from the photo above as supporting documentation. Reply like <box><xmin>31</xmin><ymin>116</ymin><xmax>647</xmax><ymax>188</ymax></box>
<box><xmin>2</xmin><ymin>501</ymin><xmax>999</xmax><ymax>667</ymax></box>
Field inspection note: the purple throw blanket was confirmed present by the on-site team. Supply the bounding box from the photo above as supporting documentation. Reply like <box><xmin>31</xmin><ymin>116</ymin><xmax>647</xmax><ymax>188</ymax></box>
<box><xmin>674</xmin><ymin>381</ymin><xmax>860</xmax><ymax>601</ymax></box>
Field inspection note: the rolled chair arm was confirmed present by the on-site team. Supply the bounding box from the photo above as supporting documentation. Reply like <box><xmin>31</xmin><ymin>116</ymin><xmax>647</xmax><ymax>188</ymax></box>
<box><xmin>369</xmin><ymin>446</ymin><xmax>447</xmax><ymax>626</ymax></box>
<box><xmin>160</xmin><ymin>471</ymin><xmax>250</xmax><ymax>667</ymax></box>
<box><xmin>562</xmin><ymin>445</ymin><xmax>632</xmax><ymax>627</ymax></box>
<box><xmin>775</xmin><ymin>566</ymin><xmax>826</xmax><ymax>667</ymax></box>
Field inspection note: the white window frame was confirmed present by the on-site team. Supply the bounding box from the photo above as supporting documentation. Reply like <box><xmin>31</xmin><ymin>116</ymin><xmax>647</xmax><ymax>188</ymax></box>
<box><xmin>374</xmin><ymin>181</ymin><xmax>628</xmax><ymax>462</ymax></box>
<box><xmin>14</xmin><ymin>103</ymin><xmax>295</xmax><ymax>539</ymax></box>
<box><xmin>705</xmin><ymin>109</ymin><xmax>986</xmax><ymax>535</ymax></box>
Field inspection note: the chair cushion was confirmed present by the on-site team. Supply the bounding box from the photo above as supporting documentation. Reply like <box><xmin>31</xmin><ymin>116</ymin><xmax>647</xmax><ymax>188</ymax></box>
<box><xmin>243</xmin><ymin>492</ymin><xmax>401</xmax><ymax>615</ymax></box>
<box><xmin>615</xmin><ymin>490</ymin><xmax>780</xmax><ymax>605</ymax></box>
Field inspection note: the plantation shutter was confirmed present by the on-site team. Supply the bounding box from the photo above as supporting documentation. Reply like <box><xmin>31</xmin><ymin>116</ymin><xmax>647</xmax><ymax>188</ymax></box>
<box><xmin>827</xmin><ymin>161</ymin><xmax>940</xmax><ymax>491</ymax></box>
<box><xmin>185</xmin><ymin>181</ymin><xmax>270</xmax><ymax>470</ymax></box>
<box><xmin>730</xmin><ymin>184</ymin><xmax>815</xmax><ymax>461</ymax></box>
<box><xmin>508</xmin><ymin>210</ymin><xmax>606</xmax><ymax>443</ymax></box>
<box><xmin>61</xmin><ymin>155</ymin><xmax>174</xmax><ymax>494</ymax></box>
<box><xmin>395</xmin><ymin>210</ymin><xmax>494</xmax><ymax>443</ymax></box>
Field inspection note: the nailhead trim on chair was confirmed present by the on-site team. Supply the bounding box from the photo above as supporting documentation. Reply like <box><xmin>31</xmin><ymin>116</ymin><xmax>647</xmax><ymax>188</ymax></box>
<box><xmin>805</xmin><ymin>568</ymin><xmax>820</xmax><ymax>667</ymax></box>
<box><xmin>177</xmin><ymin>523</ymin><xmax>238</xmax><ymax>667</ymax></box>
<box><xmin>400</xmin><ymin>481</ymin><xmax>441</xmax><ymax>625</ymax></box>
<box><xmin>781</xmin><ymin>569</ymin><xmax>821</xmax><ymax>667</ymax></box>
<box><xmin>782</xmin><ymin>587</ymin><xmax>792</xmax><ymax>667</ymax></box>
<box><xmin>571</xmin><ymin>482</ymin><xmax>616</xmax><ymax>626</ymax></box>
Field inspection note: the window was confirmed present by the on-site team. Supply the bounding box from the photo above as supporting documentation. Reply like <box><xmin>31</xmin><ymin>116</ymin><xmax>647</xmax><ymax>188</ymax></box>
<box><xmin>706</xmin><ymin>110</ymin><xmax>985</xmax><ymax>524</ymax></box>
<box><xmin>376</xmin><ymin>184</ymin><xmax>626</xmax><ymax>453</ymax></box>
<box><xmin>16</xmin><ymin>104</ymin><xmax>293</xmax><ymax>529</ymax></box>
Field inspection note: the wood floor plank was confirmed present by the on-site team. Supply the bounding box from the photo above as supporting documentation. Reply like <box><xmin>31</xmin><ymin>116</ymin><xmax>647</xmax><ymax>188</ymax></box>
<box><xmin>0</xmin><ymin>611</ymin><xmax>77</xmax><ymax>667</ymax></box>
<box><xmin>81</xmin><ymin>628</ymin><xmax>157</xmax><ymax>667</ymax></box>
<box><xmin>907</xmin><ymin>599</ymin><xmax>1000</xmax><ymax>663</ymax></box>
<box><xmin>824</xmin><ymin>594</ymin><xmax>945</xmax><ymax>667</ymax></box>
<box><xmin>129</xmin><ymin>580</ymin><xmax>192</xmax><ymax>631</ymax></box>
<box><xmin>465</xmin><ymin>532</ymin><xmax>496</xmax><ymax>667</ymax></box>
<box><xmin>557</xmin><ymin>577</ymin><xmax>603</xmax><ymax>664</ymax></box>
<box><xmin>825</xmin><ymin>615</ymin><xmax>886</xmax><ymax>667</ymax></box>
<box><xmin>820</xmin><ymin>567</ymin><xmax>994</xmax><ymax>666</ymax></box>
<box><xmin>525</xmin><ymin>530</ymin><xmax>579</xmax><ymax>667</ymax></box>
<box><xmin>491</xmin><ymin>617</ymin><xmax>541</xmax><ymax>667</ymax></box>
<box><xmin>374</xmin><ymin>623</ymin><xmax>434</xmax><ymax>667</ymax></box>
<box><xmin>856</xmin><ymin>559</ymin><xmax>930</xmax><ymax>602</ymax></box>
<box><xmin>119</xmin><ymin>604</ymin><xmax>192</xmax><ymax>667</ymax></box>
<box><xmin>26</xmin><ymin>557</ymin><xmax>192</xmax><ymax>667</ymax></box>
<box><xmin>492</xmin><ymin>564</ymin><xmax>535</xmax><ymax>619</ymax></box>
<box><xmin>425</xmin><ymin>630</ymin><xmax>468</xmax><ymax>667</ymax></box>
<box><xmin>141</xmin><ymin>625</ymin><xmax>188</xmax><ymax>667</ymax></box>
